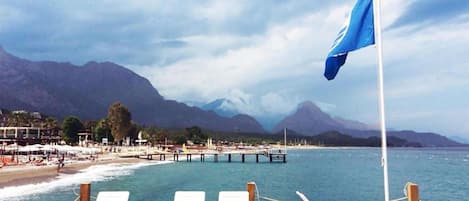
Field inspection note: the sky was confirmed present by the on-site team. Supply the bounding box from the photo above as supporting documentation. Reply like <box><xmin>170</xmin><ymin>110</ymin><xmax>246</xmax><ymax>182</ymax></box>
<box><xmin>0</xmin><ymin>0</ymin><xmax>468</xmax><ymax>138</ymax></box>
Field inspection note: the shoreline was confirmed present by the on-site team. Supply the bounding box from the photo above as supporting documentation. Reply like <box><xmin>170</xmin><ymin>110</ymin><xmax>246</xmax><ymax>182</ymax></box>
<box><xmin>0</xmin><ymin>157</ymin><xmax>147</xmax><ymax>189</ymax></box>
<box><xmin>0</xmin><ymin>146</ymin><xmax>375</xmax><ymax>189</ymax></box>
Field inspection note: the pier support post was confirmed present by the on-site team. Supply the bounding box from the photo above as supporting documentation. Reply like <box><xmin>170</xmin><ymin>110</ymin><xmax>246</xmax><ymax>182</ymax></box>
<box><xmin>242</xmin><ymin>154</ymin><xmax>245</xmax><ymax>163</ymax></box>
<box><xmin>269</xmin><ymin>154</ymin><xmax>272</xmax><ymax>163</ymax></box>
<box><xmin>283</xmin><ymin>155</ymin><xmax>286</xmax><ymax>163</ymax></box>
<box><xmin>214</xmin><ymin>154</ymin><xmax>218</xmax><ymax>162</ymax></box>
<box><xmin>256</xmin><ymin>154</ymin><xmax>259</xmax><ymax>163</ymax></box>
<box><xmin>80</xmin><ymin>182</ymin><xmax>91</xmax><ymax>201</ymax></box>
<box><xmin>201</xmin><ymin>154</ymin><xmax>204</xmax><ymax>162</ymax></box>
<box><xmin>228</xmin><ymin>154</ymin><xmax>231</xmax><ymax>162</ymax></box>
<box><xmin>247</xmin><ymin>182</ymin><xmax>256</xmax><ymax>201</ymax></box>
<box><xmin>407</xmin><ymin>183</ymin><xmax>419</xmax><ymax>201</ymax></box>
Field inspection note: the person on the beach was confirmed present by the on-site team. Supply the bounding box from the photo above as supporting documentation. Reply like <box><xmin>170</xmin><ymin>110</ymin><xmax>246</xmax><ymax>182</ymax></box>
<box><xmin>57</xmin><ymin>158</ymin><xmax>65</xmax><ymax>174</ymax></box>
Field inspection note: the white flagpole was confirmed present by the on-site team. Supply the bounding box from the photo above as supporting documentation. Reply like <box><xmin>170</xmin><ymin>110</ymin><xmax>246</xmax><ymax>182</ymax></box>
<box><xmin>372</xmin><ymin>0</ymin><xmax>390</xmax><ymax>201</ymax></box>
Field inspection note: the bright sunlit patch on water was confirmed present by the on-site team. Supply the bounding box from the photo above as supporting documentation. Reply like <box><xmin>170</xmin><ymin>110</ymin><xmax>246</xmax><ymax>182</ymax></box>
<box><xmin>0</xmin><ymin>161</ymin><xmax>173</xmax><ymax>201</ymax></box>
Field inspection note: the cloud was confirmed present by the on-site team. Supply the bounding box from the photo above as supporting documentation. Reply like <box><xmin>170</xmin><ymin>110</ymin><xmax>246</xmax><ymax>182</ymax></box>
<box><xmin>1</xmin><ymin>0</ymin><xmax>468</xmax><ymax>136</ymax></box>
<box><xmin>0</xmin><ymin>0</ymin><xmax>345</xmax><ymax>65</ymax></box>
<box><xmin>260</xmin><ymin>92</ymin><xmax>301</xmax><ymax>115</ymax></box>
<box><xmin>388</xmin><ymin>0</ymin><xmax>469</xmax><ymax>29</ymax></box>
<box><xmin>135</xmin><ymin>4</ymin><xmax>360</xmax><ymax>102</ymax></box>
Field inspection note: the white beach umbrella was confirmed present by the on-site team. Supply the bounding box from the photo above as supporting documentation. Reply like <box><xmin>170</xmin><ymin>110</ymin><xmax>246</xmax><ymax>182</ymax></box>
<box><xmin>42</xmin><ymin>145</ymin><xmax>54</xmax><ymax>152</ymax></box>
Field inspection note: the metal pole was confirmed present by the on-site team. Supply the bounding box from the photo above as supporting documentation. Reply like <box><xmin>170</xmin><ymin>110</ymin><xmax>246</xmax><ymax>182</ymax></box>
<box><xmin>284</xmin><ymin>128</ymin><xmax>287</xmax><ymax>154</ymax></box>
<box><xmin>373</xmin><ymin>0</ymin><xmax>390</xmax><ymax>201</ymax></box>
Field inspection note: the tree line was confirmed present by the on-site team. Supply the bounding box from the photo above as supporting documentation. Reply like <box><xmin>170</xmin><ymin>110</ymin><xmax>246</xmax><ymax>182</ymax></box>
<box><xmin>62</xmin><ymin>102</ymin><xmax>211</xmax><ymax>146</ymax></box>
<box><xmin>3</xmin><ymin>102</ymin><xmax>272</xmax><ymax>146</ymax></box>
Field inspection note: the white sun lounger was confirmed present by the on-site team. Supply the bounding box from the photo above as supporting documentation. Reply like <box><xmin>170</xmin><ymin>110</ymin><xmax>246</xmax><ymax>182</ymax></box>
<box><xmin>96</xmin><ymin>191</ymin><xmax>130</xmax><ymax>201</ymax></box>
<box><xmin>218</xmin><ymin>191</ymin><xmax>249</xmax><ymax>201</ymax></box>
<box><xmin>174</xmin><ymin>191</ymin><xmax>206</xmax><ymax>201</ymax></box>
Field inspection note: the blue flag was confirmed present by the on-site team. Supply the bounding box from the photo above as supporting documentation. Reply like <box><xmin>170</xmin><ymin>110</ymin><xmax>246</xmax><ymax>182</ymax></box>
<box><xmin>325</xmin><ymin>0</ymin><xmax>375</xmax><ymax>80</ymax></box>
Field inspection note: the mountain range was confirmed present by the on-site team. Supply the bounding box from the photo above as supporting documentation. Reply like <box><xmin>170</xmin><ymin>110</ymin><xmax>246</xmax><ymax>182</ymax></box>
<box><xmin>0</xmin><ymin>47</ymin><xmax>264</xmax><ymax>133</ymax></box>
<box><xmin>201</xmin><ymin>99</ymin><xmax>463</xmax><ymax>147</ymax></box>
<box><xmin>0</xmin><ymin>47</ymin><xmax>464</xmax><ymax>147</ymax></box>
<box><xmin>273</xmin><ymin>101</ymin><xmax>462</xmax><ymax>147</ymax></box>
<box><xmin>273</xmin><ymin>101</ymin><xmax>373</xmax><ymax>134</ymax></box>
<box><xmin>201</xmin><ymin>98</ymin><xmax>374</xmax><ymax>132</ymax></box>
<box><xmin>199</xmin><ymin>98</ymin><xmax>290</xmax><ymax>130</ymax></box>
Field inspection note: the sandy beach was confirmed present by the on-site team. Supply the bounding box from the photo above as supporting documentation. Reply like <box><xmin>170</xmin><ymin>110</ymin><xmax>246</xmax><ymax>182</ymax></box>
<box><xmin>0</xmin><ymin>156</ymin><xmax>145</xmax><ymax>188</ymax></box>
<box><xmin>0</xmin><ymin>146</ymin><xmax>322</xmax><ymax>189</ymax></box>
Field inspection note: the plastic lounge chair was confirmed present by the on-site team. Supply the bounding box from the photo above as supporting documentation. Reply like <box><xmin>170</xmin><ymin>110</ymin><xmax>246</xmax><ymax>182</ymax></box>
<box><xmin>174</xmin><ymin>191</ymin><xmax>205</xmax><ymax>201</ymax></box>
<box><xmin>218</xmin><ymin>191</ymin><xmax>249</xmax><ymax>201</ymax></box>
<box><xmin>96</xmin><ymin>191</ymin><xmax>130</xmax><ymax>201</ymax></box>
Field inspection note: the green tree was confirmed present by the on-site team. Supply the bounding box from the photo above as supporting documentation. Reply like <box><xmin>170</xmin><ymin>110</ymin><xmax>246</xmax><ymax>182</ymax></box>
<box><xmin>128</xmin><ymin>122</ymin><xmax>139</xmax><ymax>141</ymax></box>
<box><xmin>174</xmin><ymin>134</ymin><xmax>188</xmax><ymax>145</ymax></box>
<box><xmin>185</xmin><ymin>126</ymin><xmax>208</xmax><ymax>144</ymax></box>
<box><xmin>7</xmin><ymin>112</ymin><xmax>31</xmax><ymax>127</ymax></box>
<box><xmin>107</xmin><ymin>102</ymin><xmax>132</xmax><ymax>143</ymax></box>
<box><xmin>44</xmin><ymin>117</ymin><xmax>59</xmax><ymax>129</ymax></box>
<box><xmin>84</xmin><ymin>120</ymin><xmax>97</xmax><ymax>131</ymax></box>
<box><xmin>143</xmin><ymin>126</ymin><xmax>168</xmax><ymax>145</ymax></box>
<box><xmin>62</xmin><ymin>116</ymin><xmax>84</xmax><ymax>144</ymax></box>
<box><xmin>94</xmin><ymin>119</ymin><xmax>113</xmax><ymax>143</ymax></box>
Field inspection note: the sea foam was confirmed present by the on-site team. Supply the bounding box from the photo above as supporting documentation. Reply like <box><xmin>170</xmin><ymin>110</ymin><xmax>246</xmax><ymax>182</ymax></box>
<box><xmin>0</xmin><ymin>160</ymin><xmax>173</xmax><ymax>200</ymax></box>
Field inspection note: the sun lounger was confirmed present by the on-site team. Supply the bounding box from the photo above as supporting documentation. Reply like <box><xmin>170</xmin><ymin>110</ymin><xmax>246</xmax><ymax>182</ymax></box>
<box><xmin>96</xmin><ymin>191</ymin><xmax>130</xmax><ymax>201</ymax></box>
<box><xmin>174</xmin><ymin>191</ymin><xmax>205</xmax><ymax>201</ymax></box>
<box><xmin>218</xmin><ymin>191</ymin><xmax>249</xmax><ymax>201</ymax></box>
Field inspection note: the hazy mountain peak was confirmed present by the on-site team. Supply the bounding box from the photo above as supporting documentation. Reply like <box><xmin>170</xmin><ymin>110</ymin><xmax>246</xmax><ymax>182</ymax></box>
<box><xmin>201</xmin><ymin>98</ymin><xmax>237</xmax><ymax>117</ymax></box>
<box><xmin>273</xmin><ymin>100</ymin><xmax>341</xmax><ymax>135</ymax></box>
<box><xmin>297</xmin><ymin>100</ymin><xmax>323</xmax><ymax>113</ymax></box>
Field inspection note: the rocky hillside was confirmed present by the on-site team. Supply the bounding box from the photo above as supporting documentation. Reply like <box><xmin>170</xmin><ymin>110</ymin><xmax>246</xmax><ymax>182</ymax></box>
<box><xmin>0</xmin><ymin>47</ymin><xmax>265</xmax><ymax>133</ymax></box>
<box><xmin>273</xmin><ymin>101</ymin><xmax>463</xmax><ymax>147</ymax></box>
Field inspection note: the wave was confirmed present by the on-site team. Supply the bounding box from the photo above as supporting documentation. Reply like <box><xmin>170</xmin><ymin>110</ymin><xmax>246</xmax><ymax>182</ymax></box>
<box><xmin>0</xmin><ymin>160</ymin><xmax>173</xmax><ymax>200</ymax></box>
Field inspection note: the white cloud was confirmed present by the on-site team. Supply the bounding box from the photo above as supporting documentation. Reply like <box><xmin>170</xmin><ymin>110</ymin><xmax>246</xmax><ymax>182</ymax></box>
<box><xmin>260</xmin><ymin>92</ymin><xmax>300</xmax><ymax>115</ymax></box>
<box><xmin>2</xmin><ymin>0</ymin><xmax>468</xmax><ymax>136</ymax></box>
<box><xmin>383</xmin><ymin>22</ymin><xmax>469</xmax><ymax>99</ymax></box>
<box><xmin>135</xmin><ymin>6</ymin><xmax>351</xmax><ymax>101</ymax></box>
<box><xmin>224</xmin><ymin>89</ymin><xmax>262</xmax><ymax>115</ymax></box>
<box><xmin>192</xmin><ymin>0</ymin><xmax>246</xmax><ymax>24</ymax></box>
<box><xmin>315</xmin><ymin>101</ymin><xmax>337</xmax><ymax>113</ymax></box>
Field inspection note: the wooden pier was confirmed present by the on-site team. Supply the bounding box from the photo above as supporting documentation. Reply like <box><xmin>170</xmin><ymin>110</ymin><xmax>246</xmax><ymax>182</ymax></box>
<box><xmin>121</xmin><ymin>150</ymin><xmax>287</xmax><ymax>163</ymax></box>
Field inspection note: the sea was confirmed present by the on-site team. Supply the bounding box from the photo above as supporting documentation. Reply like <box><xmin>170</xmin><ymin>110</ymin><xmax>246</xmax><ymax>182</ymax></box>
<box><xmin>1</xmin><ymin>148</ymin><xmax>468</xmax><ymax>201</ymax></box>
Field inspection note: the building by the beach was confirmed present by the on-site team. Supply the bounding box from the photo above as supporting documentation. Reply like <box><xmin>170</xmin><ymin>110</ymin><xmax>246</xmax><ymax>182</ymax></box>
<box><xmin>0</xmin><ymin>110</ymin><xmax>62</xmax><ymax>145</ymax></box>
<box><xmin>0</xmin><ymin>127</ymin><xmax>62</xmax><ymax>145</ymax></box>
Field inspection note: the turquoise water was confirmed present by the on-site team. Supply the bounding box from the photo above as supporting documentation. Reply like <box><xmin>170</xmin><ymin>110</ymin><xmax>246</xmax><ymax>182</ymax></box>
<box><xmin>2</xmin><ymin>148</ymin><xmax>469</xmax><ymax>201</ymax></box>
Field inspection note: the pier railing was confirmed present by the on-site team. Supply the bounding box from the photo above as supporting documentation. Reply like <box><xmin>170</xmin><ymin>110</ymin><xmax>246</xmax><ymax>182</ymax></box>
<box><xmin>77</xmin><ymin>182</ymin><xmax>420</xmax><ymax>201</ymax></box>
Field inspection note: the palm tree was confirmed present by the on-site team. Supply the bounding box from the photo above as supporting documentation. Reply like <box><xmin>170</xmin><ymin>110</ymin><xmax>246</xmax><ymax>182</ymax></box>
<box><xmin>45</xmin><ymin>117</ymin><xmax>58</xmax><ymax>129</ymax></box>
